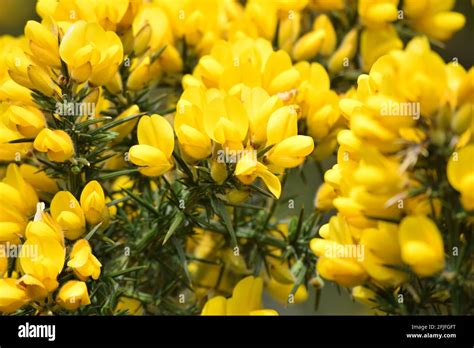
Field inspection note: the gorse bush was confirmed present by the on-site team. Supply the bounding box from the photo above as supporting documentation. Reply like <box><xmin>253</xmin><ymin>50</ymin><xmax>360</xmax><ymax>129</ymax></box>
<box><xmin>0</xmin><ymin>0</ymin><xmax>472</xmax><ymax>316</ymax></box>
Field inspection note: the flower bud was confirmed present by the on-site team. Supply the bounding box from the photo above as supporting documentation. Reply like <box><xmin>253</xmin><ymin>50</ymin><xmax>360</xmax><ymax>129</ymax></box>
<box><xmin>210</xmin><ymin>160</ymin><xmax>228</xmax><ymax>185</ymax></box>
<box><xmin>266</xmin><ymin>135</ymin><xmax>314</xmax><ymax>168</ymax></box>
<box><xmin>27</xmin><ymin>65</ymin><xmax>59</xmax><ymax>97</ymax></box>
<box><xmin>80</xmin><ymin>180</ymin><xmax>110</xmax><ymax>227</ymax></box>
<box><xmin>56</xmin><ymin>280</ymin><xmax>91</xmax><ymax>311</ymax></box>
<box><xmin>133</xmin><ymin>23</ymin><xmax>152</xmax><ymax>56</ymax></box>
<box><xmin>68</xmin><ymin>239</ymin><xmax>102</xmax><ymax>281</ymax></box>
<box><xmin>51</xmin><ymin>191</ymin><xmax>86</xmax><ymax>240</ymax></box>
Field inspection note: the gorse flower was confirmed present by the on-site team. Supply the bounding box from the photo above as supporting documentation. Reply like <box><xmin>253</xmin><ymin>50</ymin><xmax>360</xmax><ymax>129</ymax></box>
<box><xmin>310</xmin><ymin>214</ymin><xmax>368</xmax><ymax>287</ymax></box>
<box><xmin>59</xmin><ymin>20</ymin><xmax>124</xmax><ymax>85</ymax></box>
<box><xmin>33</xmin><ymin>129</ymin><xmax>74</xmax><ymax>162</ymax></box>
<box><xmin>398</xmin><ymin>215</ymin><xmax>445</xmax><ymax>277</ymax></box>
<box><xmin>358</xmin><ymin>0</ymin><xmax>399</xmax><ymax>27</ymax></box>
<box><xmin>403</xmin><ymin>0</ymin><xmax>466</xmax><ymax>40</ymax></box>
<box><xmin>68</xmin><ymin>239</ymin><xmax>102</xmax><ymax>281</ymax></box>
<box><xmin>174</xmin><ymin>36</ymin><xmax>315</xmax><ymax>198</ymax></box>
<box><xmin>80</xmin><ymin>180</ymin><xmax>110</xmax><ymax>227</ymax></box>
<box><xmin>56</xmin><ymin>280</ymin><xmax>91</xmax><ymax>311</ymax></box>
<box><xmin>0</xmin><ymin>279</ymin><xmax>28</xmax><ymax>313</ymax></box>
<box><xmin>0</xmin><ymin>164</ymin><xmax>38</xmax><ymax>243</ymax></box>
<box><xmin>19</xmin><ymin>225</ymin><xmax>65</xmax><ymax>298</ymax></box>
<box><xmin>129</xmin><ymin>114</ymin><xmax>175</xmax><ymax>176</ymax></box>
<box><xmin>310</xmin><ymin>33</ymin><xmax>472</xmax><ymax>312</ymax></box>
<box><xmin>202</xmin><ymin>276</ymin><xmax>278</xmax><ymax>315</ymax></box>
<box><xmin>51</xmin><ymin>191</ymin><xmax>86</xmax><ymax>240</ymax></box>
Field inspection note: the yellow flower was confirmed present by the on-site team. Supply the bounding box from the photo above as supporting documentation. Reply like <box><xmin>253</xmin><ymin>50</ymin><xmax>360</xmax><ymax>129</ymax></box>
<box><xmin>33</xmin><ymin>128</ymin><xmax>74</xmax><ymax>162</ymax></box>
<box><xmin>7</xmin><ymin>47</ymin><xmax>59</xmax><ymax>97</ymax></box>
<box><xmin>310</xmin><ymin>214</ymin><xmax>368</xmax><ymax>287</ymax></box>
<box><xmin>67</xmin><ymin>239</ymin><xmax>102</xmax><ymax>281</ymax></box>
<box><xmin>205</xmin><ymin>95</ymin><xmax>249</xmax><ymax>150</ymax></box>
<box><xmin>292</xmin><ymin>14</ymin><xmax>336</xmax><ymax>61</ymax></box>
<box><xmin>56</xmin><ymin>280</ymin><xmax>91</xmax><ymax>311</ymax></box>
<box><xmin>295</xmin><ymin>62</ymin><xmax>343</xmax><ymax>160</ymax></box>
<box><xmin>192</xmin><ymin>37</ymin><xmax>300</xmax><ymax>96</ymax></box>
<box><xmin>315</xmin><ymin>182</ymin><xmax>336</xmax><ymax>211</ymax></box>
<box><xmin>226</xmin><ymin>188</ymin><xmax>250</xmax><ymax>204</ymax></box>
<box><xmin>0</xmin><ymin>164</ymin><xmax>38</xmax><ymax>243</ymax></box>
<box><xmin>19</xmin><ymin>234</ymin><xmax>65</xmax><ymax>295</ymax></box>
<box><xmin>202</xmin><ymin>276</ymin><xmax>278</xmax><ymax>315</ymax></box>
<box><xmin>0</xmin><ymin>163</ymin><xmax>38</xmax><ymax>217</ymax></box>
<box><xmin>129</xmin><ymin>115</ymin><xmax>175</xmax><ymax>176</ymax></box>
<box><xmin>37</xmin><ymin>0</ymin><xmax>132</xmax><ymax>31</ymax></box>
<box><xmin>241</xmin><ymin>87</ymin><xmax>283</xmax><ymax>147</ymax></box>
<box><xmin>451</xmin><ymin>103</ymin><xmax>473</xmax><ymax>135</ymax></box>
<box><xmin>244</xmin><ymin>0</ymin><xmax>278</xmax><ymax>40</ymax></box>
<box><xmin>210</xmin><ymin>160</ymin><xmax>228</xmax><ymax>185</ymax></box>
<box><xmin>360</xmin><ymin>222</ymin><xmax>407</xmax><ymax>286</ymax></box>
<box><xmin>358</xmin><ymin>0</ymin><xmax>399</xmax><ymax>28</ymax></box>
<box><xmin>234</xmin><ymin>149</ymin><xmax>282</xmax><ymax>198</ymax></box>
<box><xmin>97</xmin><ymin>0</ymin><xmax>133</xmax><ymax>28</ymax></box>
<box><xmin>266</xmin><ymin>136</ymin><xmax>314</xmax><ymax>168</ymax></box>
<box><xmin>263</xmin><ymin>50</ymin><xmax>301</xmax><ymax>96</ymax></box>
<box><xmin>24</xmin><ymin>20</ymin><xmax>61</xmax><ymax>68</ymax></box>
<box><xmin>398</xmin><ymin>215</ymin><xmax>445</xmax><ymax>277</ymax></box>
<box><xmin>360</xmin><ymin>25</ymin><xmax>402</xmax><ymax>72</ymax></box>
<box><xmin>404</xmin><ymin>0</ymin><xmax>465</xmax><ymax>40</ymax></box>
<box><xmin>19</xmin><ymin>164</ymin><xmax>58</xmax><ymax>197</ymax></box>
<box><xmin>266</xmin><ymin>279</ymin><xmax>308</xmax><ymax>304</ymax></box>
<box><xmin>110</xmin><ymin>105</ymin><xmax>140</xmax><ymax>143</ymax></box>
<box><xmin>328</xmin><ymin>29</ymin><xmax>358</xmax><ymax>73</ymax></box>
<box><xmin>0</xmin><ymin>79</ymin><xmax>33</xmax><ymax>105</ymax></box>
<box><xmin>115</xmin><ymin>296</ymin><xmax>143</xmax><ymax>315</ymax></box>
<box><xmin>25</xmin><ymin>212</ymin><xmax>64</xmax><ymax>246</ymax></box>
<box><xmin>105</xmin><ymin>72</ymin><xmax>123</xmax><ymax>95</ymax></box>
<box><xmin>175</xmin><ymin>86</ymin><xmax>213</xmax><ymax>161</ymax></box>
<box><xmin>126</xmin><ymin>56</ymin><xmax>161</xmax><ymax>91</ymax></box>
<box><xmin>447</xmin><ymin>144</ymin><xmax>474</xmax><ymax>211</ymax></box>
<box><xmin>80</xmin><ymin>180</ymin><xmax>110</xmax><ymax>227</ymax></box>
<box><xmin>352</xmin><ymin>285</ymin><xmax>378</xmax><ymax>307</ymax></box>
<box><xmin>51</xmin><ymin>191</ymin><xmax>86</xmax><ymax>240</ymax></box>
<box><xmin>0</xmin><ymin>278</ymin><xmax>28</xmax><ymax>313</ymax></box>
<box><xmin>132</xmin><ymin>3</ymin><xmax>173</xmax><ymax>54</ymax></box>
<box><xmin>0</xmin><ymin>105</ymin><xmax>30</xmax><ymax>163</ymax></box>
<box><xmin>370</xmin><ymin>36</ymin><xmax>447</xmax><ymax>117</ymax></box>
<box><xmin>265</xmin><ymin>260</ymin><xmax>309</xmax><ymax>304</ymax></box>
<box><xmin>7</xmin><ymin>105</ymin><xmax>46</xmax><ymax>137</ymax></box>
<box><xmin>59</xmin><ymin>20</ymin><xmax>123</xmax><ymax>85</ymax></box>
<box><xmin>278</xmin><ymin>11</ymin><xmax>302</xmax><ymax>53</ymax></box>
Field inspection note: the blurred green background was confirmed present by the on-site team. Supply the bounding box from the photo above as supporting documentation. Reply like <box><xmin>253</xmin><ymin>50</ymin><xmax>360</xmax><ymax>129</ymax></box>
<box><xmin>0</xmin><ymin>0</ymin><xmax>472</xmax><ymax>315</ymax></box>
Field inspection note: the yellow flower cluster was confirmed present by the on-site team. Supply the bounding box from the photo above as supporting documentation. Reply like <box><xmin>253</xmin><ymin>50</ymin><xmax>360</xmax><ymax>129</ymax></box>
<box><xmin>311</xmin><ymin>36</ymin><xmax>473</xmax><ymax>300</ymax></box>
<box><xmin>0</xmin><ymin>172</ymin><xmax>108</xmax><ymax>313</ymax></box>
<box><xmin>168</xmin><ymin>36</ymin><xmax>318</xmax><ymax>198</ymax></box>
